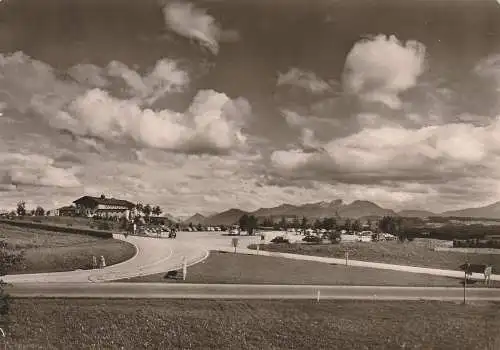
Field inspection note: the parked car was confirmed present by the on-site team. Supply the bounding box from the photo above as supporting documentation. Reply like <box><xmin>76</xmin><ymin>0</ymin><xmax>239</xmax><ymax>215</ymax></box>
<box><xmin>303</xmin><ymin>235</ymin><xmax>322</xmax><ymax>243</ymax></box>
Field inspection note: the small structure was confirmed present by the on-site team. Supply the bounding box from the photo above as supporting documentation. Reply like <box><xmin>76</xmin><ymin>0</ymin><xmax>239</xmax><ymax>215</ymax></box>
<box><xmin>58</xmin><ymin>205</ymin><xmax>77</xmax><ymax>217</ymax></box>
<box><xmin>99</xmin><ymin>255</ymin><xmax>106</xmax><ymax>269</ymax></box>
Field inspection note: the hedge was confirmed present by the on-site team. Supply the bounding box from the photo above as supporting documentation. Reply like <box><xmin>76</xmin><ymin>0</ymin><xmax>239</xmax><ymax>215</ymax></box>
<box><xmin>0</xmin><ymin>219</ymin><xmax>113</xmax><ymax>239</ymax></box>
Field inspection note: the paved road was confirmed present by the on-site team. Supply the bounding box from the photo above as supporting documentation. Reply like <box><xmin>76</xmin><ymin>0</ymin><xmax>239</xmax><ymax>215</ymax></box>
<box><xmin>3</xmin><ymin>229</ymin><xmax>499</xmax><ymax>283</ymax></box>
<box><xmin>2</xmin><ymin>233</ymin><xmax>209</xmax><ymax>283</ymax></box>
<box><xmin>181</xmin><ymin>231</ymin><xmax>500</xmax><ymax>282</ymax></box>
<box><xmin>6</xmin><ymin>283</ymin><xmax>500</xmax><ymax>301</ymax></box>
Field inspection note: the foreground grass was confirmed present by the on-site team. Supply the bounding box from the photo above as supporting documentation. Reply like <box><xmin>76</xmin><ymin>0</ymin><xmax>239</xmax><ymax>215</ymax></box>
<box><xmin>249</xmin><ymin>239</ymin><xmax>500</xmax><ymax>272</ymax></box>
<box><xmin>123</xmin><ymin>251</ymin><xmax>483</xmax><ymax>287</ymax></box>
<box><xmin>0</xmin><ymin>223</ymin><xmax>136</xmax><ymax>273</ymax></box>
<box><xmin>2</xmin><ymin>299</ymin><xmax>499</xmax><ymax>349</ymax></box>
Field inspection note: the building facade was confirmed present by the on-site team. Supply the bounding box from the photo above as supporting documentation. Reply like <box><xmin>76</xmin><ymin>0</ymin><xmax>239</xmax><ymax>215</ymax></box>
<box><xmin>72</xmin><ymin>195</ymin><xmax>135</xmax><ymax>219</ymax></box>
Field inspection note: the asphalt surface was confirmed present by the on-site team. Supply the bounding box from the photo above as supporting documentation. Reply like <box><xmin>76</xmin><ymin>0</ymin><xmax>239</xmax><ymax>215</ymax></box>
<box><xmin>2</xmin><ymin>233</ymin><xmax>209</xmax><ymax>283</ymax></box>
<box><xmin>2</xmin><ymin>229</ymin><xmax>499</xmax><ymax>283</ymax></box>
<box><xmin>7</xmin><ymin>283</ymin><xmax>500</xmax><ymax>301</ymax></box>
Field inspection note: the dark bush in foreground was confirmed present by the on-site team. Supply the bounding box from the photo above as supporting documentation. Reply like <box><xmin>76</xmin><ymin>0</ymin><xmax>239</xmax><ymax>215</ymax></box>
<box><xmin>270</xmin><ymin>236</ymin><xmax>290</xmax><ymax>244</ymax></box>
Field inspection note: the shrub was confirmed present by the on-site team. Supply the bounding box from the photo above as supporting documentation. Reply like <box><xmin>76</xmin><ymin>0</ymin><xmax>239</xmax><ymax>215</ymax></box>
<box><xmin>270</xmin><ymin>236</ymin><xmax>290</xmax><ymax>244</ymax></box>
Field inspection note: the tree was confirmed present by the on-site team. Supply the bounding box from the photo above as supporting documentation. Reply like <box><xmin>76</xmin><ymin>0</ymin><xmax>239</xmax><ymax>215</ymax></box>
<box><xmin>313</xmin><ymin>219</ymin><xmax>322</xmax><ymax>230</ymax></box>
<box><xmin>279</xmin><ymin>216</ymin><xmax>287</xmax><ymax>230</ymax></box>
<box><xmin>135</xmin><ymin>203</ymin><xmax>144</xmax><ymax>214</ymax></box>
<box><xmin>379</xmin><ymin>216</ymin><xmax>405</xmax><ymax>241</ymax></box>
<box><xmin>16</xmin><ymin>201</ymin><xmax>26</xmax><ymax>217</ymax></box>
<box><xmin>247</xmin><ymin>215</ymin><xmax>258</xmax><ymax>235</ymax></box>
<box><xmin>292</xmin><ymin>216</ymin><xmax>300</xmax><ymax>229</ymax></box>
<box><xmin>322</xmin><ymin>217</ymin><xmax>337</xmax><ymax>231</ymax></box>
<box><xmin>343</xmin><ymin>218</ymin><xmax>352</xmax><ymax>231</ymax></box>
<box><xmin>35</xmin><ymin>206</ymin><xmax>45</xmax><ymax>216</ymax></box>
<box><xmin>352</xmin><ymin>219</ymin><xmax>362</xmax><ymax>232</ymax></box>
<box><xmin>262</xmin><ymin>217</ymin><xmax>273</xmax><ymax>227</ymax></box>
<box><xmin>301</xmin><ymin>216</ymin><xmax>308</xmax><ymax>230</ymax></box>
<box><xmin>1</xmin><ymin>241</ymin><xmax>24</xmax><ymax>333</ymax></box>
<box><xmin>143</xmin><ymin>204</ymin><xmax>152</xmax><ymax>222</ymax></box>
<box><xmin>152</xmin><ymin>206</ymin><xmax>162</xmax><ymax>217</ymax></box>
<box><xmin>239</xmin><ymin>214</ymin><xmax>249</xmax><ymax>232</ymax></box>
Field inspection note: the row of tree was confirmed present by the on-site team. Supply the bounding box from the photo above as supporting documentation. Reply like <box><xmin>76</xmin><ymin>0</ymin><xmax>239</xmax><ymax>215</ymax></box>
<box><xmin>15</xmin><ymin>201</ymin><xmax>46</xmax><ymax>217</ymax></box>
<box><xmin>135</xmin><ymin>203</ymin><xmax>162</xmax><ymax>219</ymax></box>
<box><xmin>258</xmin><ymin>216</ymin><xmax>372</xmax><ymax>232</ymax></box>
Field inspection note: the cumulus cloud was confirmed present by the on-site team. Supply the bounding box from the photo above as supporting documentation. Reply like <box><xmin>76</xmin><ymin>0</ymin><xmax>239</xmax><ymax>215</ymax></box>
<box><xmin>106</xmin><ymin>59</ymin><xmax>188</xmax><ymax>104</ymax></box>
<box><xmin>277</xmin><ymin>68</ymin><xmax>332</xmax><ymax>94</ymax></box>
<box><xmin>0</xmin><ymin>152</ymin><xmax>82</xmax><ymax>188</ymax></box>
<box><xmin>271</xmin><ymin>118</ymin><xmax>500</xmax><ymax>184</ymax></box>
<box><xmin>0</xmin><ymin>52</ymin><xmax>251</xmax><ymax>155</ymax></box>
<box><xmin>162</xmin><ymin>1</ymin><xmax>238</xmax><ymax>55</ymax></box>
<box><xmin>343</xmin><ymin>34</ymin><xmax>426</xmax><ymax>109</ymax></box>
<box><xmin>51</xmin><ymin>88</ymin><xmax>251</xmax><ymax>155</ymax></box>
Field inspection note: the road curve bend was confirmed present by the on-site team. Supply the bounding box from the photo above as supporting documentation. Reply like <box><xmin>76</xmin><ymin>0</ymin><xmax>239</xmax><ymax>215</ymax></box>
<box><xmin>2</xmin><ymin>233</ymin><xmax>209</xmax><ymax>283</ymax></box>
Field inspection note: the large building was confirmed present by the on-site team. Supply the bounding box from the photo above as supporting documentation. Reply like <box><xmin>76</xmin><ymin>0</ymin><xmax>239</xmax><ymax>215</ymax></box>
<box><xmin>72</xmin><ymin>195</ymin><xmax>135</xmax><ymax>219</ymax></box>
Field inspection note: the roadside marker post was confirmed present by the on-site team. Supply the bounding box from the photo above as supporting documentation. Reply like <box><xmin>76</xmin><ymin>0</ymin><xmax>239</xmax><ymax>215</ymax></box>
<box><xmin>317</xmin><ymin>290</ymin><xmax>320</xmax><ymax>302</ymax></box>
<box><xmin>182</xmin><ymin>257</ymin><xmax>187</xmax><ymax>281</ymax></box>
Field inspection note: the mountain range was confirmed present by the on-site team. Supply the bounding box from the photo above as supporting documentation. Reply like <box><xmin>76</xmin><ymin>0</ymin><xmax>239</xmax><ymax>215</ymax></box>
<box><xmin>180</xmin><ymin>200</ymin><xmax>500</xmax><ymax>226</ymax></box>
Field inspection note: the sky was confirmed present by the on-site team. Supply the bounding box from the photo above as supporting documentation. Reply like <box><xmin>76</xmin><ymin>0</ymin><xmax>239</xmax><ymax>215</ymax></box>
<box><xmin>1</xmin><ymin>0</ymin><xmax>500</xmax><ymax>216</ymax></box>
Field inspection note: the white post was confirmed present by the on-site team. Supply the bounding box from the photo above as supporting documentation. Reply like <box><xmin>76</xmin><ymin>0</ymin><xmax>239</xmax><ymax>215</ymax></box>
<box><xmin>182</xmin><ymin>256</ymin><xmax>187</xmax><ymax>281</ymax></box>
<box><xmin>317</xmin><ymin>290</ymin><xmax>320</xmax><ymax>302</ymax></box>
<box><xmin>257</xmin><ymin>243</ymin><xmax>260</xmax><ymax>255</ymax></box>
<box><xmin>345</xmin><ymin>251</ymin><xmax>349</xmax><ymax>266</ymax></box>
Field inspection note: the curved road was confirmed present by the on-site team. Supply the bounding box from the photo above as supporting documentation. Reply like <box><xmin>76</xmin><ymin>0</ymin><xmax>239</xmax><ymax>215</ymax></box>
<box><xmin>3</xmin><ymin>230</ymin><xmax>499</xmax><ymax>283</ymax></box>
<box><xmin>3</xmin><ymin>232</ymin><xmax>209</xmax><ymax>283</ymax></box>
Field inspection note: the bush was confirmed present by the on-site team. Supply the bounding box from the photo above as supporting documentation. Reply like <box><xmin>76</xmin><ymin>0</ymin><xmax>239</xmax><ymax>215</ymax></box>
<box><xmin>96</xmin><ymin>222</ymin><xmax>112</xmax><ymax>231</ymax></box>
<box><xmin>270</xmin><ymin>236</ymin><xmax>290</xmax><ymax>244</ymax></box>
<box><xmin>302</xmin><ymin>235</ymin><xmax>322</xmax><ymax>244</ymax></box>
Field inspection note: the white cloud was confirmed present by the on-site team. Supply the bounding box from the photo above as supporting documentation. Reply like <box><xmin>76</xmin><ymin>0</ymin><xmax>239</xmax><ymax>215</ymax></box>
<box><xmin>343</xmin><ymin>34</ymin><xmax>426</xmax><ymax>109</ymax></box>
<box><xmin>277</xmin><ymin>68</ymin><xmax>332</xmax><ymax>93</ymax></box>
<box><xmin>0</xmin><ymin>52</ymin><xmax>251</xmax><ymax>156</ymax></box>
<box><xmin>162</xmin><ymin>1</ymin><xmax>231</xmax><ymax>55</ymax></box>
<box><xmin>106</xmin><ymin>59</ymin><xmax>188</xmax><ymax>104</ymax></box>
<box><xmin>68</xmin><ymin>64</ymin><xmax>109</xmax><ymax>88</ymax></box>
<box><xmin>0</xmin><ymin>152</ymin><xmax>82</xmax><ymax>188</ymax></box>
<box><xmin>52</xmin><ymin>88</ymin><xmax>250</xmax><ymax>154</ymax></box>
<box><xmin>271</xmin><ymin>118</ymin><xmax>500</xmax><ymax>182</ymax></box>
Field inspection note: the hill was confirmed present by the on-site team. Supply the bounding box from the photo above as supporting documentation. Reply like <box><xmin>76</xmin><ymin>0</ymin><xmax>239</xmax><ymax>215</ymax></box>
<box><xmin>336</xmin><ymin>200</ymin><xmax>396</xmax><ymax>219</ymax></box>
<box><xmin>398</xmin><ymin>210</ymin><xmax>436</xmax><ymax>218</ymax></box>
<box><xmin>440</xmin><ymin>201</ymin><xmax>500</xmax><ymax>219</ymax></box>
<box><xmin>248</xmin><ymin>199</ymin><xmax>394</xmax><ymax>220</ymax></box>
<box><xmin>182</xmin><ymin>213</ymin><xmax>206</xmax><ymax>225</ymax></box>
<box><xmin>204</xmin><ymin>209</ymin><xmax>249</xmax><ymax>226</ymax></box>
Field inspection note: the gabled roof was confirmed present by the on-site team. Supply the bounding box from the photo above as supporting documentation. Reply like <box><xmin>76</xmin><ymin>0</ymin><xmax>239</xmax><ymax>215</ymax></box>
<box><xmin>73</xmin><ymin>196</ymin><xmax>135</xmax><ymax>208</ymax></box>
<box><xmin>59</xmin><ymin>206</ymin><xmax>76</xmax><ymax>211</ymax></box>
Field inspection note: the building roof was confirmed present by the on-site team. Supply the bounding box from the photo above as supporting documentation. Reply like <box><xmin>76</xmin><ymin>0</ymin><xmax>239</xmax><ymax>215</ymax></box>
<box><xmin>73</xmin><ymin>196</ymin><xmax>135</xmax><ymax>208</ymax></box>
<box><xmin>59</xmin><ymin>206</ymin><xmax>76</xmax><ymax>211</ymax></box>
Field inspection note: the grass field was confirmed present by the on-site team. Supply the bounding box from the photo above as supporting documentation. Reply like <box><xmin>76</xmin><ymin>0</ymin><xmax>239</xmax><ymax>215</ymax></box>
<box><xmin>2</xmin><ymin>299</ymin><xmax>499</xmax><ymax>349</ymax></box>
<box><xmin>0</xmin><ymin>223</ymin><xmax>136</xmax><ymax>274</ymax></box>
<box><xmin>12</xmin><ymin>215</ymin><xmax>122</xmax><ymax>231</ymax></box>
<box><xmin>249</xmin><ymin>239</ymin><xmax>500</xmax><ymax>273</ymax></box>
<box><xmin>123</xmin><ymin>251</ymin><xmax>493</xmax><ymax>287</ymax></box>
